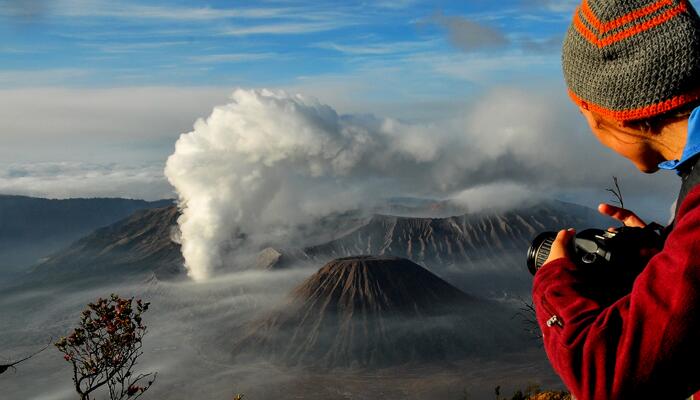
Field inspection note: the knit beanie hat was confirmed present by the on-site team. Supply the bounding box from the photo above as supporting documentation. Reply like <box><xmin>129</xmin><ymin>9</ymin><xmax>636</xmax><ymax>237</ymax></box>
<box><xmin>563</xmin><ymin>0</ymin><xmax>700</xmax><ymax>121</ymax></box>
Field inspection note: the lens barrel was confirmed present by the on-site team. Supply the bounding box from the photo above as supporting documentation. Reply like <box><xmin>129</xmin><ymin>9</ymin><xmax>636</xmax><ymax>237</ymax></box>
<box><xmin>527</xmin><ymin>231</ymin><xmax>557</xmax><ymax>275</ymax></box>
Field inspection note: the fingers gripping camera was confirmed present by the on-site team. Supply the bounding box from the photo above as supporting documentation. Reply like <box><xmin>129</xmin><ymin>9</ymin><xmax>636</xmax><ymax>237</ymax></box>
<box><xmin>527</xmin><ymin>224</ymin><xmax>665</xmax><ymax>276</ymax></box>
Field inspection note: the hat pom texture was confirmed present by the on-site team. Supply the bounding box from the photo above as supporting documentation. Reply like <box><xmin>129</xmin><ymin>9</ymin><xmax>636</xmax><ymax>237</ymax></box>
<box><xmin>563</xmin><ymin>0</ymin><xmax>700</xmax><ymax>121</ymax></box>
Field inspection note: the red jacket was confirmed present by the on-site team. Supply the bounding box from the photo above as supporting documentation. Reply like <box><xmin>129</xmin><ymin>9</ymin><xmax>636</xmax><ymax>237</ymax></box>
<box><xmin>533</xmin><ymin>185</ymin><xmax>700</xmax><ymax>400</ymax></box>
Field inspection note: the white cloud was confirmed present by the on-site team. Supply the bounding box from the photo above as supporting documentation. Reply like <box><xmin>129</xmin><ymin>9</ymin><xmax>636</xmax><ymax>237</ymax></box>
<box><xmin>450</xmin><ymin>183</ymin><xmax>541</xmax><ymax>213</ymax></box>
<box><xmin>0</xmin><ymin>162</ymin><xmax>173</xmax><ymax>200</ymax></box>
<box><xmin>373</xmin><ymin>0</ymin><xmax>419</xmax><ymax>10</ymax></box>
<box><xmin>413</xmin><ymin>51</ymin><xmax>559</xmax><ymax>82</ymax></box>
<box><xmin>313</xmin><ymin>39</ymin><xmax>439</xmax><ymax>55</ymax></box>
<box><xmin>43</xmin><ymin>0</ymin><xmax>291</xmax><ymax>20</ymax></box>
<box><xmin>221</xmin><ymin>21</ymin><xmax>346</xmax><ymax>36</ymax></box>
<box><xmin>528</xmin><ymin>0</ymin><xmax>579</xmax><ymax>13</ymax></box>
<box><xmin>0</xmin><ymin>86</ymin><xmax>232</xmax><ymax>163</ymax></box>
<box><xmin>189</xmin><ymin>53</ymin><xmax>278</xmax><ymax>64</ymax></box>
<box><xmin>0</xmin><ymin>69</ymin><xmax>92</xmax><ymax>87</ymax></box>
<box><xmin>85</xmin><ymin>41</ymin><xmax>192</xmax><ymax>54</ymax></box>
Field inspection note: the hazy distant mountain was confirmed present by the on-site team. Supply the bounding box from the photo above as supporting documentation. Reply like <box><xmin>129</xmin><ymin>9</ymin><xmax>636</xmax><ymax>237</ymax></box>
<box><xmin>31</xmin><ymin>205</ymin><xmax>184</xmax><ymax>283</ymax></box>
<box><xmin>255</xmin><ymin>201</ymin><xmax>612</xmax><ymax>297</ymax></box>
<box><xmin>299</xmin><ymin>200</ymin><xmax>610</xmax><ymax>269</ymax></box>
<box><xmin>25</xmin><ymin>200</ymin><xmax>611</xmax><ymax>291</ymax></box>
<box><xmin>0</xmin><ymin>195</ymin><xmax>172</xmax><ymax>274</ymax></box>
<box><xmin>235</xmin><ymin>256</ymin><xmax>525</xmax><ymax>368</ymax></box>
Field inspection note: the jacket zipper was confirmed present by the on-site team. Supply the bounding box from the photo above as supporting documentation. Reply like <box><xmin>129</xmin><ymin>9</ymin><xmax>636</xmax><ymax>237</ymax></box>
<box><xmin>541</xmin><ymin>297</ymin><xmax>564</xmax><ymax>328</ymax></box>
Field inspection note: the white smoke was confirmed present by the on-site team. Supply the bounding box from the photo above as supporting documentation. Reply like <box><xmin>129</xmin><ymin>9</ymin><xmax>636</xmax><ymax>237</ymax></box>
<box><xmin>165</xmin><ymin>89</ymin><xmax>459</xmax><ymax>280</ymax></box>
<box><xmin>165</xmin><ymin>87</ymin><xmax>674</xmax><ymax>281</ymax></box>
<box><xmin>450</xmin><ymin>182</ymin><xmax>540</xmax><ymax>213</ymax></box>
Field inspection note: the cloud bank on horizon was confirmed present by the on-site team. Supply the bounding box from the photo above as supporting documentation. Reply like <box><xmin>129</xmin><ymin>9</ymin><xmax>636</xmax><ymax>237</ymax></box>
<box><xmin>0</xmin><ymin>162</ymin><xmax>174</xmax><ymax>200</ymax></box>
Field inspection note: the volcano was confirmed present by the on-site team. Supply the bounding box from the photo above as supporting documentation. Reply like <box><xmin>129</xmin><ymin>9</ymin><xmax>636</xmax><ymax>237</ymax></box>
<box><xmin>31</xmin><ymin>206</ymin><xmax>185</xmax><ymax>283</ymax></box>
<box><xmin>235</xmin><ymin>256</ymin><xmax>525</xmax><ymax>368</ymax></box>
<box><xmin>291</xmin><ymin>256</ymin><xmax>471</xmax><ymax>316</ymax></box>
<box><xmin>299</xmin><ymin>200</ymin><xmax>610</xmax><ymax>269</ymax></box>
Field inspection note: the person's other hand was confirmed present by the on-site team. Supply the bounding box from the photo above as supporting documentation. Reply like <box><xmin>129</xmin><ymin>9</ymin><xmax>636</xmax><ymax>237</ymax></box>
<box><xmin>599</xmin><ymin>203</ymin><xmax>659</xmax><ymax>264</ymax></box>
<box><xmin>543</xmin><ymin>228</ymin><xmax>576</xmax><ymax>265</ymax></box>
<box><xmin>598</xmin><ymin>203</ymin><xmax>646</xmax><ymax>231</ymax></box>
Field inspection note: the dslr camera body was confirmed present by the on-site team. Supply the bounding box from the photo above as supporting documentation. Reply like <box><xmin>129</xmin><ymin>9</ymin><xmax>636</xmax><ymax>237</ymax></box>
<box><xmin>527</xmin><ymin>224</ymin><xmax>665</xmax><ymax>276</ymax></box>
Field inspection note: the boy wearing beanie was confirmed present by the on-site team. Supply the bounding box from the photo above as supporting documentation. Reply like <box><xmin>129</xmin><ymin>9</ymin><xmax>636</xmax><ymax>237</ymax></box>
<box><xmin>533</xmin><ymin>0</ymin><xmax>700</xmax><ymax>399</ymax></box>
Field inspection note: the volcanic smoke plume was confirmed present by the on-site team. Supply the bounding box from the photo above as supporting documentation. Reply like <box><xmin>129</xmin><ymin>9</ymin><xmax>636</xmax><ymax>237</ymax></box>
<box><xmin>164</xmin><ymin>89</ymin><xmax>460</xmax><ymax>280</ymax></box>
<box><xmin>164</xmin><ymin>88</ymin><xmax>599</xmax><ymax>281</ymax></box>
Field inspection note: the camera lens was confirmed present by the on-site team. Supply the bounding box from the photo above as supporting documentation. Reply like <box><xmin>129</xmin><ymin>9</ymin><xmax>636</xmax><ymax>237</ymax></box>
<box><xmin>527</xmin><ymin>232</ymin><xmax>557</xmax><ymax>275</ymax></box>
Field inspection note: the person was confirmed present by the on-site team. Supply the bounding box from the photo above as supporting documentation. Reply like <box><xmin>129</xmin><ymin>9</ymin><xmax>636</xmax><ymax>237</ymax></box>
<box><xmin>533</xmin><ymin>0</ymin><xmax>700</xmax><ymax>399</ymax></box>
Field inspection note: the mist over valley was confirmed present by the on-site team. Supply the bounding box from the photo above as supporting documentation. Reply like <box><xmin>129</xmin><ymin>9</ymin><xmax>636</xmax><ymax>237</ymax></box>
<box><xmin>0</xmin><ymin>193</ymin><xmax>606</xmax><ymax>399</ymax></box>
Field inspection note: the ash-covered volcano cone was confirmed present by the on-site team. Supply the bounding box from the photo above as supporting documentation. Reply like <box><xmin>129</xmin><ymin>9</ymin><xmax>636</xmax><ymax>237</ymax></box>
<box><xmin>235</xmin><ymin>256</ymin><xmax>525</xmax><ymax>368</ymax></box>
<box><xmin>292</xmin><ymin>256</ymin><xmax>471</xmax><ymax>315</ymax></box>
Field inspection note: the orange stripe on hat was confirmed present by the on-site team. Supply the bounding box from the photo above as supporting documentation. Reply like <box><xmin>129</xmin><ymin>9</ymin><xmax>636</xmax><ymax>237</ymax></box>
<box><xmin>573</xmin><ymin>9</ymin><xmax>602</xmax><ymax>45</ymax></box>
<box><xmin>581</xmin><ymin>0</ymin><xmax>674</xmax><ymax>33</ymax></box>
<box><xmin>568</xmin><ymin>87</ymin><xmax>700</xmax><ymax>121</ymax></box>
<box><xmin>575</xmin><ymin>0</ymin><xmax>688</xmax><ymax>48</ymax></box>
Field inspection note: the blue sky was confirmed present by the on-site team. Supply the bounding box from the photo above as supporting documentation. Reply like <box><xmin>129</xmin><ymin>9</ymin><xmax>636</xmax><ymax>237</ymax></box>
<box><xmin>0</xmin><ymin>0</ymin><xmax>573</xmax><ymax>90</ymax></box>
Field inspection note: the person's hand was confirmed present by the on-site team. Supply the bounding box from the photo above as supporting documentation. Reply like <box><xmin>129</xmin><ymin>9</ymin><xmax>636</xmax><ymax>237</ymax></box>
<box><xmin>598</xmin><ymin>203</ymin><xmax>646</xmax><ymax>231</ymax></box>
<box><xmin>543</xmin><ymin>228</ymin><xmax>576</xmax><ymax>265</ymax></box>
<box><xmin>599</xmin><ymin>203</ymin><xmax>661</xmax><ymax>264</ymax></box>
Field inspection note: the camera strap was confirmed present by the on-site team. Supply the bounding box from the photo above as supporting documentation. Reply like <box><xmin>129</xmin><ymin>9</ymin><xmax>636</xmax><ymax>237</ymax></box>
<box><xmin>675</xmin><ymin>154</ymin><xmax>700</xmax><ymax>220</ymax></box>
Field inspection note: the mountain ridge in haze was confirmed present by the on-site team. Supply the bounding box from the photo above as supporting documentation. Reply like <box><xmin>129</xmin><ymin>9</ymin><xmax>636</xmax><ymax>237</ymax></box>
<box><xmin>25</xmin><ymin>199</ymin><xmax>611</xmax><ymax>289</ymax></box>
<box><xmin>300</xmin><ymin>200</ymin><xmax>607</xmax><ymax>267</ymax></box>
<box><xmin>0</xmin><ymin>195</ymin><xmax>173</xmax><ymax>277</ymax></box>
<box><xmin>31</xmin><ymin>205</ymin><xmax>185</xmax><ymax>283</ymax></box>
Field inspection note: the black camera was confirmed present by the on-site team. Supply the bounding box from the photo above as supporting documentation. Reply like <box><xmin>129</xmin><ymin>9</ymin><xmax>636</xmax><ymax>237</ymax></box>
<box><xmin>526</xmin><ymin>225</ymin><xmax>665</xmax><ymax>276</ymax></box>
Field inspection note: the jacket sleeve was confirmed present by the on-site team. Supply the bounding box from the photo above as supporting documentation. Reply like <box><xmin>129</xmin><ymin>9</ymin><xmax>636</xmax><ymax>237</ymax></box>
<box><xmin>532</xmin><ymin>186</ymin><xmax>700</xmax><ymax>400</ymax></box>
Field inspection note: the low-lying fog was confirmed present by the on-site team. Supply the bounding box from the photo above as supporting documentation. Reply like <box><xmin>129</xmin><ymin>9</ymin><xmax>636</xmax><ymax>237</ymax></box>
<box><xmin>0</xmin><ymin>262</ymin><xmax>561</xmax><ymax>400</ymax></box>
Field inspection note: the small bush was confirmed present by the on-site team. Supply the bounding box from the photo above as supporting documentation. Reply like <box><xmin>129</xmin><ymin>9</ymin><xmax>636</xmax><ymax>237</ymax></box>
<box><xmin>55</xmin><ymin>294</ymin><xmax>156</xmax><ymax>400</ymax></box>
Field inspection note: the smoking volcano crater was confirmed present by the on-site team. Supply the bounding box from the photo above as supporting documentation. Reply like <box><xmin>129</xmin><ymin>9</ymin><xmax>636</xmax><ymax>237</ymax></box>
<box><xmin>235</xmin><ymin>256</ymin><xmax>525</xmax><ymax>369</ymax></box>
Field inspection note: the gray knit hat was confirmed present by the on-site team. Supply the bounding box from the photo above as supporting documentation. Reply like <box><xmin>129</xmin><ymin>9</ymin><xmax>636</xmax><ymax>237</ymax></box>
<box><xmin>562</xmin><ymin>0</ymin><xmax>700</xmax><ymax>121</ymax></box>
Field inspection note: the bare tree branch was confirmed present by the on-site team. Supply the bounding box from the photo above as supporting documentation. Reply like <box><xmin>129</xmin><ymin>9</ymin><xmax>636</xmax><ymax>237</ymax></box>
<box><xmin>606</xmin><ymin>176</ymin><xmax>624</xmax><ymax>208</ymax></box>
<box><xmin>512</xmin><ymin>297</ymin><xmax>543</xmax><ymax>345</ymax></box>
<box><xmin>0</xmin><ymin>341</ymin><xmax>50</xmax><ymax>375</ymax></box>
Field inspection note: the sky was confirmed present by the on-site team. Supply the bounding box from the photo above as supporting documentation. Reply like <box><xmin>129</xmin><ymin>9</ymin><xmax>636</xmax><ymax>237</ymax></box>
<box><xmin>0</xmin><ymin>0</ymin><xmax>571</xmax><ymax>88</ymax></box>
<box><xmin>1</xmin><ymin>0</ymin><xmax>697</xmax><ymax>222</ymax></box>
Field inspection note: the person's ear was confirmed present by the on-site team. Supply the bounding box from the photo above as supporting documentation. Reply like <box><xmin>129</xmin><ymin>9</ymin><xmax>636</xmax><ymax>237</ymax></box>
<box><xmin>584</xmin><ymin>109</ymin><xmax>604</xmax><ymax>130</ymax></box>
